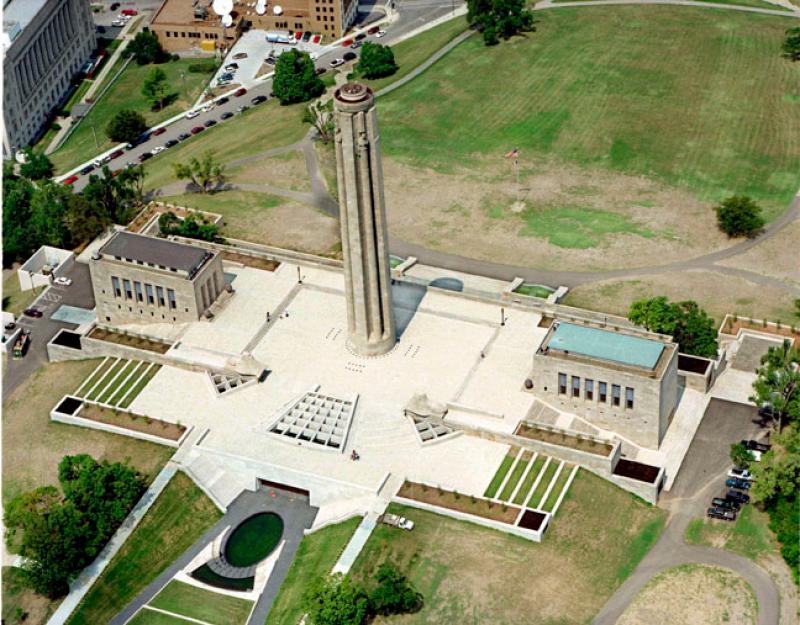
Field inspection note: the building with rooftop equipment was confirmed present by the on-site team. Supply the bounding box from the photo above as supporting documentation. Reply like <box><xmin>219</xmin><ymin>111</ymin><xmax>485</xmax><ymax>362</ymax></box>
<box><xmin>2</xmin><ymin>0</ymin><xmax>96</xmax><ymax>158</ymax></box>
<box><xmin>531</xmin><ymin>320</ymin><xmax>679</xmax><ymax>449</ymax></box>
<box><xmin>89</xmin><ymin>232</ymin><xmax>225</xmax><ymax>326</ymax></box>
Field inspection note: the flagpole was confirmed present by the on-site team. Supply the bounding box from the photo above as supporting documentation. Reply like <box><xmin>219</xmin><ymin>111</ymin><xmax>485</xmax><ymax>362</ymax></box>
<box><xmin>515</xmin><ymin>157</ymin><xmax>520</xmax><ymax>204</ymax></box>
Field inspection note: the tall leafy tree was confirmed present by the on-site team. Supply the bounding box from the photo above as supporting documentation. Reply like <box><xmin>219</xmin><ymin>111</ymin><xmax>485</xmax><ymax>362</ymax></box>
<box><xmin>714</xmin><ymin>195</ymin><xmax>765</xmax><ymax>238</ymax></box>
<box><xmin>783</xmin><ymin>27</ymin><xmax>800</xmax><ymax>62</ymax></box>
<box><xmin>303</xmin><ymin>574</ymin><xmax>369</xmax><ymax>625</ymax></box>
<box><xmin>750</xmin><ymin>339</ymin><xmax>800</xmax><ymax>434</ymax></box>
<box><xmin>142</xmin><ymin>67</ymin><xmax>171</xmax><ymax>110</ymax></box>
<box><xmin>82</xmin><ymin>166</ymin><xmax>138</xmax><ymax>224</ymax></box>
<box><xmin>628</xmin><ymin>297</ymin><xmax>718</xmax><ymax>358</ymax></box>
<box><xmin>2</xmin><ymin>169</ymin><xmax>36</xmax><ymax>265</ymax></box>
<box><xmin>126</xmin><ymin>29</ymin><xmax>169</xmax><ymax>65</ymax></box>
<box><xmin>272</xmin><ymin>49</ymin><xmax>324</xmax><ymax>105</ymax></box>
<box><xmin>369</xmin><ymin>563</ymin><xmax>423</xmax><ymax>615</ymax></box>
<box><xmin>106</xmin><ymin>109</ymin><xmax>148</xmax><ymax>143</ymax></box>
<box><xmin>172</xmin><ymin>152</ymin><xmax>226</xmax><ymax>194</ymax></box>
<box><xmin>19</xmin><ymin>149</ymin><xmax>54</xmax><ymax>180</ymax></box>
<box><xmin>357</xmin><ymin>42</ymin><xmax>398</xmax><ymax>79</ymax></box>
<box><xmin>467</xmin><ymin>0</ymin><xmax>535</xmax><ymax>45</ymax></box>
<box><xmin>302</xmin><ymin>99</ymin><xmax>335</xmax><ymax>143</ymax></box>
<box><xmin>65</xmin><ymin>194</ymin><xmax>111</xmax><ymax>244</ymax></box>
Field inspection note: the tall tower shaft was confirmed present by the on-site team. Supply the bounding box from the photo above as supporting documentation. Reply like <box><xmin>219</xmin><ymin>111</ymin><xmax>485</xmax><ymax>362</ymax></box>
<box><xmin>333</xmin><ymin>83</ymin><xmax>396</xmax><ymax>357</ymax></box>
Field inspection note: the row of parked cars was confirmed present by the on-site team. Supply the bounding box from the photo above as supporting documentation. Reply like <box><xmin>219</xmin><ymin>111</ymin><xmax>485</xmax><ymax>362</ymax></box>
<box><xmin>330</xmin><ymin>26</ymin><xmax>386</xmax><ymax>68</ymax></box>
<box><xmin>706</xmin><ymin>439</ymin><xmax>770</xmax><ymax>521</ymax></box>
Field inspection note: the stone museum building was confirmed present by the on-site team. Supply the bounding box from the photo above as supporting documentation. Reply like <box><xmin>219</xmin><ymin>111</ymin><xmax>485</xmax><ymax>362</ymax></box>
<box><xmin>531</xmin><ymin>321</ymin><xmax>680</xmax><ymax>449</ymax></box>
<box><xmin>90</xmin><ymin>232</ymin><xmax>225</xmax><ymax>326</ymax></box>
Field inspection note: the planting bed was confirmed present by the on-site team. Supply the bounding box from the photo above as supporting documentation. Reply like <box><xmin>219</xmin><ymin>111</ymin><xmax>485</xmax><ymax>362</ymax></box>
<box><xmin>613</xmin><ymin>459</ymin><xmax>660</xmax><ymax>484</ymax></box>
<box><xmin>88</xmin><ymin>327</ymin><xmax>171</xmax><ymax>354</ymax></box>
<box><xmin>225</xmin><ymin>512</ymin><xmax>284</xmax><ymax>567</ymax></box>
<box><xmin>518</xmin><ymin>510</ymin><xmax>547</xmax><ymax>531</ymax></box>
<box><xmin>78</xmin><ymin>403</ymin><xmax>185</xmax><ymax>441</ymax></box>
<box><xmin>721</xmin><ymin>318</ymin><xmax>800</xmax><ymax>341</ymax></box>
<box><xmin>221</xmin><ymin>251</ymin><xmax>280</xmax><ymax>271</ymax></box>
<box><xmin>398</xmin><ymin>481</ymin><xmax>520</xmax><ymax>524</ymax></box>
<box><xmin>516</xmin><ymin>423</ymin><xmax>613</xmax><ymax>455</ymax></box>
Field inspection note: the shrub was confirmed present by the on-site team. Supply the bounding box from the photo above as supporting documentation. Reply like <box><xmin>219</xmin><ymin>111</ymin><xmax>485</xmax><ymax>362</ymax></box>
<box><xmin>368</xmin><ymin>563</ymin><xmax>423</xmax><ymax>616</ymax></box>
<box><xmin>356</xmin><ymin>42</ymin><xmax>398</xmax><ymax>79</ymax></box>
<box><xmin>714</xmin><ymin>195</ymin><xmax>765</xmax><ymax>237</ymax></box>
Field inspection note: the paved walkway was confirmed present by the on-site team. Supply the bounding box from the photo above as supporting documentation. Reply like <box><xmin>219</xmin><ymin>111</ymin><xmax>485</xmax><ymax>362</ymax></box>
<box><xmin>46</xmin><ymin>464</ymin><xmax>178</xmax><ymax>625</ymax></box>
<box><xmin>332</xmin><ymin>512</ymin><xmax>379</xmax><ymax>574</ymax></box>
<box><xmin>536</xmin><ymin>0</ymin><xmax>799</xmax><ymax>17</ymax></box>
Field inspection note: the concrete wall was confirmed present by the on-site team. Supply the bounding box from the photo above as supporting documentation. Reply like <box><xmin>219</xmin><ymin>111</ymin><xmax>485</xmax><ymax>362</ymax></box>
<box><xmin>18</xmin><ymin>246</ymin><xmax>75</xmax><ymax>291</ymax></box>
<box><xmin>600</xmin><ymin>466</ymin><xmax>665</xmax><ymax>505</ymax></box>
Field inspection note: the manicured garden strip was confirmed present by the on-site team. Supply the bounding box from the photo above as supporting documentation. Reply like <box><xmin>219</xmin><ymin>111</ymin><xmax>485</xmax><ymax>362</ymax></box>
<box><xmin>96</xmin><ymin>360</ymin><xmax>138</xmax><ymax>404</ymax></box>
<box><xmin>75</xmin><ymin>358</ymin><xmax>115</xmax><ymax>397</ymax></box>
<box><xmin>65</xmin><ymin>471</ymin><xmax>222</xmax><ymax>625</ymax></box>
<box><xmin>483</xmin><ymin>452</ymin><xmax>516</xmax><ymax>498</ymax></box>
<box><xmin>149</xmin><ymin>580</ymin><xmax>253</xmax><ymax>625</ymax></box>
<box><xmin>498</xmin><ymin>453</ymin><xmax>530</xmax><ymax>501</ymax></box>
<box><xmin>118</xmin><ymin>365</ymin><xmax>162</xmax><ymax>409</ymax></box>
<box><xmin>528</xmin><ymin>460</ymin><xmax>559</xmax><ymax>509</ymax></box>
<box><xmin>513</xmin><ymin>455</ymin><xmax>546</xmax><ymax>505</ymax></box>
<box><xmin>84</xmin><ymin>359</ymin><xmax>127</xmax><ymax>401</ymax></box>
<box><xmin>542</xmin><ymin>464</ymin><xmax>574</xmax><ymax>512</ymax></box>
<box><xmin>107</xmin><ymin>361</ymin><xmax>144</xmax><ymax>405</ymax></box>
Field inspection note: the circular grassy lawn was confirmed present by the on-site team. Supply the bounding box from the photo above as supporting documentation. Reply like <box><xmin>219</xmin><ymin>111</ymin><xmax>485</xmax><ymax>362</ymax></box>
<box><xmin>225</xmin><ymin>512</ymin><xmax>284</xmax><ymax>567</ymax></box>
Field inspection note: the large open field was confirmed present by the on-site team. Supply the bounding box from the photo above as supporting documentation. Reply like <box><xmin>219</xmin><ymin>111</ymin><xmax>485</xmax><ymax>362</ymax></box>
<box><xmin>376</xmin><ymin>6</ymin><xmax>800</xmax><ymax>270</ymax></box>
<box><xmin>350</xmin><ymin>470</ymin><xmax>666</xmax><ymax>625</ymax></box>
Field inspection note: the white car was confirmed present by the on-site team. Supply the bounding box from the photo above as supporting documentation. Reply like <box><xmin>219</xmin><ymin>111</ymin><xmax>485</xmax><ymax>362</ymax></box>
<box><xmin>54</xmin><ymin>276</ymin><xmax>72</xmax><ymax>287</ymax></box>
<box><xmin>329</xmin><ymin>58</ymin><xmax>344</xmax><ymax>68</ymax></box>
<box><xmin>375</xmin><ymin>30</ymin><xmax>387</xmax><ymax>38</ymax></box>
<box><xmin>201</xmin><ymin>103</ymin><xmax>215</xmax><ymax>113</ymax></box>
<box><xmin>151</xmin><ymin>146</ymin><xmax>165</xmax><ymax>155</ymax></box>
<box><xmin>185</xmin><ymin>110</ymin><xmax>200</xmax><ymax>119</ymax></box>
<box><xmin>728</xmin><ymin>467</ymin><xmax>754</xmax><ymax>480</ymax></box>
<box><xmin>111</xmin><ymin>20</ymin><xmax>125</xmax><ymax>27</ymax></box>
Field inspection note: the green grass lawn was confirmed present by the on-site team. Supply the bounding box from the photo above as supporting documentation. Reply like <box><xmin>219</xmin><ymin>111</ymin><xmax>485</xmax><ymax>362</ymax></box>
<box><xmin>542</xmin><ymin>464</ymin><xmax>574</xmax><ymax>512</ymax></box>
<box><xmin>2</xmin><ymin>272</ymin><xmax>39</xmax><ymax>316</ymax></box>
<box><xmin>528</xmin><ymin>459</ymin><xmax>559</xmax><ymax>509</ymax></box>
<box><xmin>515</xmin><ymin>283</ymin><xmax>555</xmax><ymax>299</ymax></box>
<box><xmin>685</xmin><ymin>504</ymin><xmax>775</xmax><ymax>561</ymax></box>
<box><xmin>498</xmin><ymin>453</ymin><xmax>530</xmax><ymax>501</ymax></box>
<box><xmin>264</xmin><ymin>517</ymin><xmax>361</xmax><ymax>625</ymax></box>
<box><xmin>96</xmin><ymin>360</ymin><xmax>138</xmax><ymax>404</ymax></box>
<box><xmin>118</xmin><ymin>364</ymin><xmax>162</xmax><ymax>409</ymax></box>
<box><xmin>350</xmin><ymin>470</ymin><xmax>666</xmax><ymax>625</ymax></box>
<box><xmin>65</xmin><ymin>471</ymin><xmax>222</xmax><ymax>625</ymax></box>
<box><xmin>127</xmin><ymin>609</ymin><xmax>196</xmax><ymax>625</ymax></box>
<box><xmin>75</xmin><ymin>358</ymin><xmax>115</xmax><ymax>398</ymax></box>
<box><xmin>51</xmin><ymin>59</ymin><xmax>218</xmax><ymax>174</ymax></box>
<box><xmin>149</xmin><ymin>581</ymin><xmax>253</xmax><ymax>625</ymax></box>
<box><xmin>85</xmin><ymin>358</ymin><xmax>126</xmax><ymax>401</ymax></box>
<box><xmin>379</xmin><ymin>6</ymin><xmax>800</xmax><ymax>220</ymax></box>
<box><xmin>512</xmin><ymin>455</ymin><xmax>546</xmax><ymax>505</ymax></box>
<box><xmin>553</xmin><ymin>0</ymin><xmax>791</xmax><ymax>9</ymax></box>
<box><xmin>483</xmin><ymin>452</ymin><xmax>516</xmax><ymax>498</ymax></box>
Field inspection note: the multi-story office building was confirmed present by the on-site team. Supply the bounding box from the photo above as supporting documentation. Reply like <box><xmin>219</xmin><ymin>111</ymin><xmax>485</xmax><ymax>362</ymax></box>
<box><xmin>2</xmin><ymin>0</ymin><xmax>96</xmax><ymax>157</ymax></box>
<box><xmin>90</xmin><ymin>232</ymin><xmax>226</xmax><ymax>326</ymax></box>
<box><xmin>531</xmin><ymin>321</ymin><xmax>680</xmax><ymax>449</ymax></box>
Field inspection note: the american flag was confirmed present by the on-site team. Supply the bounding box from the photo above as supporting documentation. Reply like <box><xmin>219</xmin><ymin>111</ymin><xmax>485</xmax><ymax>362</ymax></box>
<box><xmin>504</xmin><ymin>148</ymin><xmax>519</xmax><ymax>159</ymax></box>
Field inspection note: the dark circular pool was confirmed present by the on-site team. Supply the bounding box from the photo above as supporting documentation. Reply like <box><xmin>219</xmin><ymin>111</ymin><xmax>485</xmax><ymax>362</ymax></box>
<box><xmin>224</xmin><ymin>512</ymin><xmax>284</xmax><ymax>567</ymax></box>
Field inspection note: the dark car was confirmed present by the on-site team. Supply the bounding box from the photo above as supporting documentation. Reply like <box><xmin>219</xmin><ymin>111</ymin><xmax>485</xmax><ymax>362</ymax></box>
<box><xmin>343</xmin><ymin>51</ymin><xmax>357</xmax><ymax>62</ymax></box>
<box><xmin>315</xmin><ymin>67</ymin><xmax>327</xmax><ymax>75</ymax></box>
<box><xmin>368</xmin><ymin>25</ymin><xmax>380</xmax><ymax>35</ymax></box>
<box><xmin>204</xmin><ymin>119</ymin><xmax>217</xmax><ymax>128</ymax></box>
<box><xmin>302</xmin><ymin>31</ymin><xmax>312</xmax><ymax>42</ymax></box>
<box><xmin>725</xmin><ymin>477</ymin><xmax>751</xmax><ymax>490</ymax></box>
<box><xmin>726</xmin><ymin>490</ymin><xmax>750</xmax><ymax>505</ymax></box>
<box><xmin>191</xmin><ymin>126</ymin><xmax>205</xmax><ymax>134</ymax></box>
<box><xmin>80</xmin><ymin>164</ymin><xmax>95</xmax><ymax>175</ymax></box>
<box><xmin>138</xmin><ymin>152</ymin><xmax>153</xmax><ymax>162</ymax></box>
<box><xmin>234</xmin><ymin>87</ymin><xmax>247</xmax><ymax>97</ymax></box>
<box><xmin>96</xmin><ymin>25</ymin><xmax>106</xmax><ymax>34</ymax></box>
<box><xmin>355</xmin><ymin>33</ymin><xmax>366</xmax><ymax>41</ymax></box>
<box><xmin>219</xmin><ymin>72</ymin><xmax>235</xmax><ymax>82</ymax></box>
<box><xmin>23</xmin><ymin>307</ymin><xmax>43</xmax><ymax>318</ymax></box>
<box><xmin>251</xmin><ymin>95</ymin><xmax>267</xmax><ymax>105</ymax></box>
<box><xmin>152</xmin><ymin>127</ymin><xmax>166</xmax><ymax>136</ymax></box>
<box><xmin>233</xmin><ymin>52</ymin><xmax>248</xmax><ymax>60</ymax></box>
<box><xmin>138</xmin><ymin>131</ymin><xmax>152</xmax><ymax>143</ymax></box>
<box><xmin>217</xmin><ymin>96</ymin><xmax>229</xmax><ymax>105</ymax></box>
<box><xmin>265</xmin><ymin>57</ymin><xmax>276</xmax><ymax>66</ymax></box>
<box><xmin>109</xmin><ymin>149</ymin><xmax>124</xmax><ymax>160</ymax></box>
<box><xmin>178</xmin><ymin>132</ymin><xmax>191</xmax><ymax>141</ymax></box>
<box><xmin>350</xmin><ymin>41</ymin><xmax>362</xmax><ymax>49</ymax></box>
<box><xmin>711</xmin><ymin>497</ymin><xmax>739</xmax><ymax>511</ymax></box>
<box><xmin>224</xmin><ymin>63</ymin><xmax>239</xmax><ymax>71</ymax></box>
<box><xmin>741</xmin><ymin>439</ymin><xmax>771</xmax><ymax>453</ymax></box>
<box><xmin>110</xmin><ymin>2</ymin><xmax>119</xmax><ymax>9</ymax></box>
<box><xmin>165</xmin><ymin>139</ymin><xmax>179</xmax><ymax>148</ymax></box>
<box><xmin>220</xmin><ymin>111</ymin><xmax>234</xmax><ymax>120</ymax></box>
<box><xmin>707</xmin><ymin>507</ymin><xmax>736</xmax><ymax>521</ymax></box>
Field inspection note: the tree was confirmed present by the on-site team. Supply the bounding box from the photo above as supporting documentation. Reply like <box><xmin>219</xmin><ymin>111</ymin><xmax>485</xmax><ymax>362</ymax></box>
<box><xmin>19</xmin><ymin>149</ymin><xmax>54</xmax><ymax>180</ymax></box>
<box><xmin>172</xmin><ymin>152</ymin><xmax>226</xmax><ymax>193</ymax></box>
<box><xmin>357</xmin><ymin>42</ymin><xmax>398</xmax><ymax>79</ymax></box>
<box><xmin>106</xmin><ymin>109</ymin><xmax>148</xmax><ymax>143</ymax></box>
<box><xmin>142</xmin><ymin>67</ymin><xmax>171</xmax><ymax>110</ymax></box>
<box><xmin>467</xmin><ymin>0</ymin><xmax>535</xmax><ymax>45</ymax></box>
<box><xmin>749</xmin><ymin>339</ymin><xmax>800</xmax><ymax>434</ymax></box>
<box><xmin>369</xmin><ymin>563</ymin><xmax>423</xmax><ymax>616</ymax></box>
<box><xmin>794</xmin><ymin>298</ymin><xmax>800</xmax><ymax>320</ymax></box>
<box><xmin>730</xmin><ymin>442</ymin><xmax>754</xmax><ymax>469</ymax></box>
<box><xmin>302</xmin><ymin>99</ymin><xmax>335</xmax><ymax>143</ymax></box>
<box><xmin>158</xmin><ymin>211</ymin><xmax>222</xmax><ymax>242</ymax></box>
<box><xmin>126</xmin><ymin>29</ymin><xmax>169</xmax><ymax>65</ymax></box>
<box><xmin>303</xmin><ymin>574</ymin><xmax>369</xmax><ymax>625</ymax></box>
<box><xmin>714</xmin><ymin>195</ymin><xmax>765</xmax><ymax>238</ymax></box>
<box><xmin>65</xmin><ymin>194</ymin><xmax>111</xmax><ymax>244</ymax></box>
<box><xmin>2</xmin><ymin>169</ymin><xmax>36</xmax><ymax>265</ymax></box>
<box><xmin>117</xmin><ymin>164</ymin><xmax>148</xmax><ymax>203</ymax></box>
<box><xmin>627</xmin><ymin>297</ymin><xmax>718</xmax><ymax>358</ymax></box>
<box><xmin>783</xmin><ymin>27</ymin><xmax>800</xmax><ymax>62</ymax></box>
<box><xmin>82</xmin><ymin>166</ymin><xmax>138</xmax><ymax>224</ymax></box>
<box><xmin>272</xmin><ymin>49</ymin><xmax>324</xmax><ymax>105</ymax></box>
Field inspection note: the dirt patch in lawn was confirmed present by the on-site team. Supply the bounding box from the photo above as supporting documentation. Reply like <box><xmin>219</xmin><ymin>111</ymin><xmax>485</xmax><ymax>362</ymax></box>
<box><xmin>79</xmin><ymin>403</ymin><xmax>185</xmax><ymax>441</ymax></box>
<box><xmin>720</xmin><ymin>219</ymin><xmax>800</xmax><ymax>288</ymax></box>
<box><xmin>2</xmin><ymin>566</ymin><xmax>61</xmax><ymax>625</ymax></box>
<box><xmin>382</xmin><ymin>157</ymin><xmax>730</xmax><ymax>272</ymax></box>
<box><xmin>617</xmin><ymin>564</ymin><xmax>757</xmax><ymax>625</ymax></box>
<box><xmin>227</xmin><ymin>151</ymin><xmax>311</xmax><ymax>192</ymax></box>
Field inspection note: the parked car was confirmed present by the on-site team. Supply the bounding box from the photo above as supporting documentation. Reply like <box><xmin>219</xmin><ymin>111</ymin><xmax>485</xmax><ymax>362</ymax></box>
<box><xmin>329</xmin><ymin>58</ymin><xmax>344</xmax><ymax>68</ymax></box>
<box><xmin>217</xmin><ymin>96</ymin><xmax>229</xmax><ymax>105</ymax></box>
<box><xmin>185</xmin><ymin>110</ymin><xmax>200</xmax><ymax>119</ymax></box>
<box><xmin>726</xmin><ymin>490</ymin><xmax>751</xmax><ymax>505</ymax></box>
<box><xmin>218</xmin><ymin>72</ymin><xmax>235</xmax><ymax>82</ymax></box>
<box><xmin>138</xmin><ymin>152</ymin><xmax>153</xmax><ymax>162</ymax></box>
<box><xmin>190</xmin><ymin>126</ymin><xmax>205</xmax><ymax>134</ymax></box>
<box><xmin>707</xmin><ymin>507</ymin><xmax>736</xmax><ymax>521</ymax></box>
<box><xmin>62</xmin><ymin>175</ymin><xmax>78</xmax><ymax>185</ymax></box>
<box><xmin>236</xmin><ymin>105</ymin><xmax>250</xmax><ymax>113</ymax></box>
<box><xmin>204</xmin><ymin>119</ymin><xmax>217</xmax><ymax>128</ymax></box>
<box><xmin>380</xmin><ymin>513</ymin><xmax>414</xmax><ymax>531</ymax></box>
<box><xmin>54</xmin><ymin>276</ymin><xmax>72</xmax><ymax>286</ymax></box>
<box><xmin>368</xmin><ymin>25</ymin><xmax>380</xmax><ymax>35</ymax></box>
<box><xmin>234</xmin><ymin>87</ymin><xmax>247</xmax><ymax>97</ymax></box>
<box><xmin>126</xmin><ymin>161</ymin><xmax>137</xmax><ymax>168</ymax></box>
<box><xmin>121</xmin><ymin>8</ymin><xmax>138</xmax><ymax>15</ymax></box>
<box><xmin>375</xmin><ymin>30</ymin><xmax>387</xmax><ymax>38</ymax></box>
<box><xmin>80</xmin><ymin>164</ymin><xmax>94</xmax><ymax>175</ymax></box>
<box><xmin>315</xmin><ymin>67</ymin><xmax>327</xmax><ymax>75</ymax></box>
<box><xmin>343</xmin><ymin>52</ymin><xmax>357</xmax><ymax>62</ymax></box>
<box><xmin>224</xmin><ymin>63</ymin><xmax>239</xmax><ymax>71</ymax></box>
<box><xmin>265</xmin><ymin>57</ymin><xmax>277</xmax><ymax>66</ymax></box>
<box><xmin>233</xmin><ymin>52</ymin><xmax>248</xmax><ymax>60</ymax></box>
<box><xmin>342</xmin><ymin>39</ymin><xmax>353</xmax><ymax>47</ymax></box>
<box><xmin>728</xmin><ymin>467</ymin><xmax>753</xmax><ymax>481</ymax></box>
<box><xmin>23</xmin><ymin>307</ymin><xmax>43</xmax><ymax>318</ymax></box>
<box><xmin>251</xmin><ymin>95</ymin><xmax>267</xmax><ymax>105</ymax></box>
<box><xmin>201</xmin><ymin>103</ymin><xmax>215</xmax><ymax>113</ymax></box>
<box><xmin>165</xmin><ymin>139</ymin><xmax>179</xmax><ymax>148</ymax></box>
<box><xmin>109</xmin><ymin>149</ymin><xmax>124</xmax><ymax>160</ymax></box>
<box><xmin>725</xmin><ymin>477</ymin><xmax>751</xmax><ymax>490</ymax></box>
<box><xmin>302</xmin><ymin>31</ymin><xmax>312</xmax><ymax>42</ymax></box>
<box><xmin>711</xmin><ymin>497</ymin><xmax>739</xmax><ymax>511</ymax></box>
<box><xmin>741</xmin><ymin>440</ymin><xmax>771</xmax><ymax>453</ymax></box>
<box><xmin>138</xmin><ymin>131</ymin><xmax>152</xmax><ymax>143</ymax></box>
<box><xmin>110</xmin><ymin>2</ymin><xmax>120</xmax><ymax>10</ymax></box>
<box><xmin>178</xmin><ymin>132</ymin><xmax>191</xmax><ymax>141</ymax></box>
<box><xmin>152</xmin><ymin>127</ymin><xmax>166</xmax><ymax>136</ymax></box>
<box><xmin>151</xmin><ymin>146</ymin><xmax>165</xmax><ymax>155</ymax></box>
<box><xmin>355</xmin><ymin>33</ymin><xmax>366</xmax><ymax>41</ymax></box>
<box><xmin>111</xmin><ymin>19</ymin><xmax>125</xmax><ymax>27</ymax></box>
<box><xmin>96</xmin><ymin>25</ymin><xmax>106</xmax><ymax>34</ymax></box>
<box><xmin>350</xmin><ymin>41</ymin><xmax>362</xmax><ymax>49</ymax></box>
<box><xmin>220</xmin><ymin>111</ymin><xmax>234</xmax><ymax>120</ymax></box>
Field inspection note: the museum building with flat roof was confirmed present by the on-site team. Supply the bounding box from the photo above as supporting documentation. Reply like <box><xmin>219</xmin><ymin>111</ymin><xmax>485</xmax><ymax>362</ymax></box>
<box><xmin>530</xmin><ymin>321</ymin><xmax>679</xmax><ymax>449</ymax></box>
<box><xmin>90</xmin><ymin>232</ymin><xmax>225</xmax><ymax>326</ymax></box>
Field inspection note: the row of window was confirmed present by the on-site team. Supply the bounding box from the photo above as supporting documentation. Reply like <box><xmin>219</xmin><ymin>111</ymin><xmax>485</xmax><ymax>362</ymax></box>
<box><xmin>110</xmin><ymin>277</ymin><xmax>178</xmax><ymax>310</ymax></box>
<box><xmin>558</xmin><ymin>373</ymin><xmax>635</xmax><ymax>409</ymax></box>
<box><xmin>163</xmin><ymin>31</ymin><xmax>219</xmax><ymax>39</ymax></box>
<box><xmin>113</xmin><ymin>255</ymin><xmax>179</xmax><ymax>272</ymax></box>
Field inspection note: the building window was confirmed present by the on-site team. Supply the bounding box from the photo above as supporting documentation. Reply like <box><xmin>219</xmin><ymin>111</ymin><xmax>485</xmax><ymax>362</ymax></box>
<box><xmin>145</xmin><ymin>284</ymin><xmax>154</xmax><ymax>305</ymax></box>
<box><xmin>598</xmin><ymin>382</ymin><xmax>607</xmax><ymax>403</ymax></box>
<box><xmin>123</xmin><ymin>279</ymin><xmax>132</xmax><ymax>299</ymax></box>
<box><xmin>625</xmin><ymin>387</ymin><xmax>635</xmax><ymax>410</ymax></box>
<box><xmin>111</xmin><ymin>276</ymin><xmax>121</xmax><ymax>298</ymax></box>
<box><xmin>558</xmin><ymin>372</ymin><xmax>567</xmax><ymax>395</ymax></box>
<box><xmin>612</xmin><ymin>384</ymin><xmax>621</xmax><ymax>407</ymax></box>
<box><xmin>585</xmin><ymin>379</ymin><xmax>594</xmax><ymax>401</ymax></box>
<box><xmin>167</xmin><ymin>288</ymin><xmax>177</xmax><ymax>310</ymax></box>
<box><xmin>134</xmin><ymin>281</ymin><xmax>143</xmax><ymax>302</ymax></box>
<box><xmin>156</xmin><ymin>286</ymin><xmax>165</xmax><ymax>307</ymax></box>
<box><xmin>571</xmin><ymin>376</ymin><xmax>580</xmax><ymax>398</ymax></box>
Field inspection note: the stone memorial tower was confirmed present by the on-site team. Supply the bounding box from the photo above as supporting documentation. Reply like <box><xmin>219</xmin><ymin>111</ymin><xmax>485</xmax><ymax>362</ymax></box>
<box><xmin>333</xmin><ymin>82</ymin><xmax>396</xmax><ymax>357</ymax></box>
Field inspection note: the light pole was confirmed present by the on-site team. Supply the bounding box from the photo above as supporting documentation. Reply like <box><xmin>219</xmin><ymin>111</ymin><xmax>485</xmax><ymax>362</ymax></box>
<box><xmin>90</xmin><ymin>122</ymin><xmax>99</xmax><ymax>148</ymax></box>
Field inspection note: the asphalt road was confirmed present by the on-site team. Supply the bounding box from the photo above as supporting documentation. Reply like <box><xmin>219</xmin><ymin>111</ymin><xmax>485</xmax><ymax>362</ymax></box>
<box><xmin>65</xmin><ymin>0</ymin><xmax>464</xmax><ymax>189</ymax></box>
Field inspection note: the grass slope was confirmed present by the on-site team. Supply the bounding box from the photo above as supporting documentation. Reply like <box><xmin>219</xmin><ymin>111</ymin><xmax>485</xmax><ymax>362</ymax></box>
<box><xmin>685</xmin><ymin>504</ymin><xmax>775</xmax><ymax>561</ymax></box>
<box><xmin>150</xmin><ymin>581</ymin><xmax>253</xmax><ymax>625</ymax></box>
<box><xmin>127</xmin><ymin>610</ymin><xmax>196</xmax><ymax>625</ymax></box>
<box><xmin>351</xmin><ymin>471</ymin><xmax>666</xmax><ymax>624</ymax></box>
<box><xmin>2</xmin><ymin>272</ymin><xmax>38</xmax><ymax>316</ymax></box>
<box><xmin>379</xmin><ymin>7</ymin><xmax>800</xmax><ymax>219</ymax></box>
<box><xmin>65</xmin><ymin>471</ymin><xmax>222</xmax><ymax>625</ymax></box>
<box><xmin>553</xmin><ymin>0</ymin><xmax>790</xmax><ymax>9</ymax></box>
